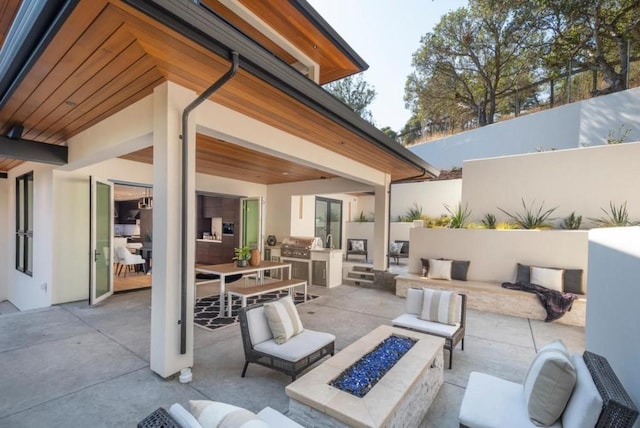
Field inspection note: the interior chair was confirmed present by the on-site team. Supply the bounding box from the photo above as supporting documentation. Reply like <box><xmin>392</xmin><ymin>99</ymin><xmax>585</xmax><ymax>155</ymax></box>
<box><xmin>392</xmin><ymin>287</ymin><xmax>466</xmax><ymax>369</ymax></box>
<box><xmin>115</xmin><ymin>246</ymin><xmax>146</xmax><ymax>277</ymax></box>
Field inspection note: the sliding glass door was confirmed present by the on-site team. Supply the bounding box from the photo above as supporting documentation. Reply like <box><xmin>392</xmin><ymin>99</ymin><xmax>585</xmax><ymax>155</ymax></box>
<box><xmin>315</xmin><ymin>197</ymin><xmax>342</xmax><ymax>249</ymax></box>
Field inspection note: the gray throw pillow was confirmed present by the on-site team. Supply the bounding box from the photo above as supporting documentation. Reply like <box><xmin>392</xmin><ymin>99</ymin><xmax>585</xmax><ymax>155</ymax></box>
<box><xmin>516</xmin><ymin>263</ymin><xmax>531</xmax><ymax>284</ymax></box>
<box><xmin>420</xmin><ymin>258</ymin><xmax>429</xmax><ymax>276</ymax></box>
<box><xmin>451</xmin><ymin>260</ymin><xmax>470</xmax><ymax>281</ymax></box>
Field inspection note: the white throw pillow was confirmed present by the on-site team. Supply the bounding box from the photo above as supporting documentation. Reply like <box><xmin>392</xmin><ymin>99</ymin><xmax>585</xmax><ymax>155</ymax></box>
<box><xmin>263</xmin><ymin>295</ymin><xmax>304</xmax><ymax>344</ymax></box>
<box><xmin>562</xmin><ymin>353</ymin><xmax>603</xmax><ymax>428</ymax></box>
<box><xmin>389</xmin><ymin>242</ymin><xmax>403</xmax><ymax>254</ymax></box>
<box><xmin>419</xmin><ymin>288</ymin><xmax>458</xmax><ymax>325</ymax></box>
<box><xmin>523</xmin><ymin>340</ymin><xmax>577</xmax><ymax>426</ymax></box>
<box><xmin>427</xmin><ymin>259</ymin><xmax>452</xmax><ymax>280</ymax></box>
<box><xmin>190</xmin><ymin>401</ymin><xmax>268</xmax><ymax>428</ymax></box>
<box><xmin>530</xmin><ymin>266</ymin><xmax>564</xmax><ymax>291</ymax></box>
<box><xmin>351</xmin><ymin>240</ymin><xmax>365</xmax><ymax>251</ymax></box>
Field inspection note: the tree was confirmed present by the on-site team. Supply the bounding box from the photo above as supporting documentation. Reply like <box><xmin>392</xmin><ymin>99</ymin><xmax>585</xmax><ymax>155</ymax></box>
<box><xmin>380</xmin><ymin>126</ymin><xmax>399</xmax><ymax>141</ymax></box>
<box><xmin>405</xmin><ymin>0</ymin><xmax>544</xmax><ymax>127</ymax></box>
<box><xmin>323</xmin><ymin>73</ymin><xmax>377</xmax><ymax>123</ymax></box>
<box><xmin>535</xmin><ymin>0</ymin><xmax>640</xmax><ymax>95</ymax></box>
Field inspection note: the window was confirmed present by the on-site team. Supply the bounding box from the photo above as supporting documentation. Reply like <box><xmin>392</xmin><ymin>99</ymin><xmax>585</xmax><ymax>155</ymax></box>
<box><xmin>16</xmin><ymin>172</ymin><xmax>33</xmax><ymax>275</ymax></box>
<box><xmin>315</xmin><ymin>197</ymin><xmax>342</xmax><ymax>249</ymax></box>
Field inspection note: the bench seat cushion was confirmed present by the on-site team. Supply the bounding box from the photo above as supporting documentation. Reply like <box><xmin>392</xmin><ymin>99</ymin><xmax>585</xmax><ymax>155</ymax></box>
<box><xmin>253</xmin><ymin>329</ymin><xmax>335</xmax><ymax>362</ymax></box>
<box><xmin>391</xmin><ymin>313</ymin><xmax>460</xmax><ymax>338</ymax></box>
<box><xmin>459</xmin><ymin>372</ymin><xmax>562</xmax><ymax>428</ymax></box>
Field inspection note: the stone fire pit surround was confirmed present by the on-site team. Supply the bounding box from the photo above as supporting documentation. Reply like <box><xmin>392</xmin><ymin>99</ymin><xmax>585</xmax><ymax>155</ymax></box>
<box><xmin>286</xmin><ymin>325</ymin><xmax>445</xmax><ymax>428</ymax></box>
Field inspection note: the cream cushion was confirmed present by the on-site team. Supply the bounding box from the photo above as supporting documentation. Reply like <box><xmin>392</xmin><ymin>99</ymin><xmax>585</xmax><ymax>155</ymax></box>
<box><xmin>419</xmin><ymin>288</ymin><xmax>458</xmax><ymax>326</ymax></box>
<box><xmin>169</xmin><ymin>403</ymin><xmax>203</xmax><ymax>428</ymax></box>
<box><xmin>253</xmin><ymin>329</ymin><xmax>335</xmax><ymax>362</ymax></box>
<box><xmin>190</xmin><ymin>401</ymin><xmax>268</xmax><ymax>428</ymax></box>
<box><xmin>523</xmin><ymin>340</ymin><xmax>576</xmax><ymax>426</ymax></box>
<box><xmin>427</xmin><ymin>259</ymin><xmax>452</xmax><ymax>280</ymax></box>
<box><xmin>562</xmin><ymin>353</ymin><xmax>603</xmax><ymax>428</ymax></box>
<box><xmin>530</xmin><ymin>266</ymin><xmax>564</xmax><ymax>292</ymax></box>
<box><xmin>405</xmin><ymin>288</ymin><xmax>423</xmax><ymax>315</ymax></box>
<box><xmin>263</xmin><ymin>295</ymin><xmax>304</xmax><ymax>344</ymax></box>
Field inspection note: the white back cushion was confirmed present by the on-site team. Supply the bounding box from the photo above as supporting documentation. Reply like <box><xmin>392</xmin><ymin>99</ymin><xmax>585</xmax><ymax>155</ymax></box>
<box><xmin>419</xmin><ymin>288</ymin><xmax>458</xmax><ymax>325</ymax></box>
<box><xmin>246</xmin><ymin>306</ymin><xmax>272</xmax><ymax>346</ymax></box>
<box><xmin>562</xmin><ymin>353</ymin><xmax>603</xmax><ymax>428</ymax></box>
<box><xmin>406</xmin><ymin>288</ymin><xmax>423</xmax><ymax>315</ymax></box>
<box><xmin>264</xmin><ymin>295</ymin><xmax>304</xmax><ymax>344</ymax></box>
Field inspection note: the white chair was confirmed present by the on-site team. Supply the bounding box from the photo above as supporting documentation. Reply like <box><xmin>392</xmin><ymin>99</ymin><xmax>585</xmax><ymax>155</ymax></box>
<box><xmin>115</xmin><ymin>246</ymin><xmax>145</xmax><ymax>277</ymax></box>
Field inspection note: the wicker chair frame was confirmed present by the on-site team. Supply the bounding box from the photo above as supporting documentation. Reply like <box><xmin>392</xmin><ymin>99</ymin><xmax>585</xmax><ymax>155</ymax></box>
<box><xmin>459</xmin><ymin>351</ymin><xmax>638</xmax><ymax>428</ymax></box>
<box><xmin>239</xmin><ymin>303</ymin><xmax>334</xmax><ymax>381</ymax></box>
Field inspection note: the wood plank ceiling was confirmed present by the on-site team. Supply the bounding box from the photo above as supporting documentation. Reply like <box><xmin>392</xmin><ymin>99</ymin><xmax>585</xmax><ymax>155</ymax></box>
<box><xmin>0</xmin><ymin>0</ymin><xmax>426</xmax><ymax>183</ymax></box>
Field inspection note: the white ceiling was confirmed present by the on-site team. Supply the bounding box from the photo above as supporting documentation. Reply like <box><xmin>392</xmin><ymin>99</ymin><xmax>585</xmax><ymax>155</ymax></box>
<box><xmin>114</xmin><ymin>184</ymin><xmax>152</xmax><ymax>201</ymax></box>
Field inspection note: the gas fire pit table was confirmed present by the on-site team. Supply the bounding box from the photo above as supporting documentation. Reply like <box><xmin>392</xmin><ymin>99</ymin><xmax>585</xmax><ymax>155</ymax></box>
<box><xmin>285</xmin><ymin>325</ymin><xmax>445</xmax><ymax>428</ymax></box>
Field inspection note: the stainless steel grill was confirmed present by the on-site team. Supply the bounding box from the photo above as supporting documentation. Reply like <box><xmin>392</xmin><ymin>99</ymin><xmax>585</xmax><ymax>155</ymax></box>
<box><xmin>280</xmin><ymin>236</ymin><xmax>321</xmax><ymax>259</ymax></box>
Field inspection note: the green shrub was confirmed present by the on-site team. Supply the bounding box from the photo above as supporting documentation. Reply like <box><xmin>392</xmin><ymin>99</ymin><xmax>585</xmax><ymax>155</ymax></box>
<box><xmin>399</xmin><ymin>202</ymin><xmax>423</xmax><ymax>222</ymax></box>
<box><xmin>590</xmin><ymin>201</ymin><xmax>638</xmax><ymax>227</ymax></box>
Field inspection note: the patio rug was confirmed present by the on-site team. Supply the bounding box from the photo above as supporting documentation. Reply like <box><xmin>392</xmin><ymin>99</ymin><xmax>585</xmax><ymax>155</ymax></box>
<box><xmin>194</xmin><ymin>291</ymin><xmax>319</xmax><ymax>331</ymax></box>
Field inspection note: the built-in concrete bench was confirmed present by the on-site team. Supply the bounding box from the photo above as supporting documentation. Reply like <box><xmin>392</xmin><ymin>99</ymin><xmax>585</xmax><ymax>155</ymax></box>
<box><xmin>395</xmin><ymin>274</ymin><xmax>586</xmax><ymax>327</ymax></box>
<box><xmin>226</xmin><ymin>279</ymin><xmax>307</xmax><ymax>316</ymax></box>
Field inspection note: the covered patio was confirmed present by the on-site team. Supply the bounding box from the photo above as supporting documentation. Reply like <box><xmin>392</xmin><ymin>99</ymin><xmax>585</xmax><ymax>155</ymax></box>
<box><xmin>0</xmin><ymin>283</ymin><xmax>585</xmax><ymax>426</ymax></box>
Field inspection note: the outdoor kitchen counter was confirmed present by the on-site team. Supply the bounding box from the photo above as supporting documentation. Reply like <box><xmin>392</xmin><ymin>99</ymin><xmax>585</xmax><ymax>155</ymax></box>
<box><xmin>310</xmin><ymin>249</ymin><xmax>343</xmax><ymax>288</ymax></box>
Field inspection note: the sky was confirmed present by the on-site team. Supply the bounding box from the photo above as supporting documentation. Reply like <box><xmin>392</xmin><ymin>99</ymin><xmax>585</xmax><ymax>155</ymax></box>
<box><xmin>307</xmin><ymin>0</ymin><xmax>468</xmax><ymax>132</ymax></box>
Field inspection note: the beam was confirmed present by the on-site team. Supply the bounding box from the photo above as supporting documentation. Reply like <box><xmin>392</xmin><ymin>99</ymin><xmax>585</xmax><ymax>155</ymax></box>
<box><xmin>0</xmin><ymin>136</ymin><xmax>68</xmax><ymax>165</ymax></box>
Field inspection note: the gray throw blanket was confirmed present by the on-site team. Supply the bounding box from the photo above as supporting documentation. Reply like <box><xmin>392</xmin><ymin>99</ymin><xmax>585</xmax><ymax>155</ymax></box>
<box><xmin>501</xmin><ymin>282</ymin><xmax>577</xmax><ymax>322</ymax></box>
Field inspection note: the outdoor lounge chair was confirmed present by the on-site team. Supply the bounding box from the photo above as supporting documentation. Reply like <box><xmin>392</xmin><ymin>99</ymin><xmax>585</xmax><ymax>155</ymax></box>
<box><xmin>389</xmin><ymin>240</ymin><xmax>409</xmax><ymax>264</ymax></box>
<box><xmin>238</xmin><ymin>301</ymin><xmax>335</xmax><ymax>381</ymax></box>
<box><xmin>346</xmin><ymin>238</ymin><xmax>368</xmax><ymax>261</ymax></box>
<box><xmin>392</xmin><ymin>287</ymin><xmax>466</xmax><ymax>369</ymax></box>
<box><xmin>459</xmin><ymin>348</ymin><xmax>638</xmax><ymax>428</ymax></box>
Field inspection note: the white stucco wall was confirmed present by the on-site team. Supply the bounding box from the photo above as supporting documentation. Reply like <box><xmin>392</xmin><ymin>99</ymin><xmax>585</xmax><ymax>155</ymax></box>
<box><xmin>410</xmin><ymin>87</ymin><xmax>640</xmax><ymax>169</ymax></box>
<box><xmin>462</xmin><ymin>142</ymin><xmax>640</xmax><ymax>224</ymax></box>
<box><xmin>391</xmin><ymin>179</ymin><xmax>462</xmax><ymax>220</ymax></box>
<box><xmin>408</xmin><ymin>228</ymin><xmax>589</xmax><ymax>287</ymax></box>
<box><xmin>0</xmin><ymin>178</ymin><xmax>9</xmax><ymax>301</ymax></box>
<box><xmin>586</xmin><ymin>227</ymin><xmax>640</xmax><ymax>424</ymax></box>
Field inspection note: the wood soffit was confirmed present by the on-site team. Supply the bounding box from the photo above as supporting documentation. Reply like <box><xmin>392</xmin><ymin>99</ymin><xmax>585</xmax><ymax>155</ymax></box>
<box><xmin>0</xmin><ymin>1</ymin><xmax>425</xmax><ymax>182</ymax></box>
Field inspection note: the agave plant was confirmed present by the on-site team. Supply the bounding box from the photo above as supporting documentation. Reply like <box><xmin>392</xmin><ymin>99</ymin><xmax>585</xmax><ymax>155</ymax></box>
<box><xmin>400</xmin><ymin>202</ymin><xmax>423</xmax><ymax>222</ymax></box>
<box><xmin>498</xmin><ymin>199</ymin><xmax>557</xmax><ymax>229</ymax></box>
<box><xmin>590</xmin><ymin>201</ymin><xmax>637</xmax><ymax>227</ymax></box>
<box><xmin>482</xmin><ymin>213</ymin><xmax>497</xmax><ymax>229</ymax></box>
<box><xmin>561</xmin><ymin>212</ymin><xmax>582</xmax><ymax>230</ymax></box>
<box><xmin>445</xmin><ymin>203</ymin><xmax>472</xmax><ymax>229</ymax></box>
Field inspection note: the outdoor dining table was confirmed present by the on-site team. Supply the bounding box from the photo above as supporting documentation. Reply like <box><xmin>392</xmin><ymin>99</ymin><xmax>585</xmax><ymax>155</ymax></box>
<box><xmin>195</xmin><ymin>260</ymin><xmax>292</xmax><ymax>316</ymax></box>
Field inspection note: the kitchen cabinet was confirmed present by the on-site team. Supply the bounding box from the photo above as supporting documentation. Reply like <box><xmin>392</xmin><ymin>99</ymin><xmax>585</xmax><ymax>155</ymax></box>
<box><xmin>311</xmin><ymin>250</ymin><xmax>343</xmax><ymax>288</ymax></box>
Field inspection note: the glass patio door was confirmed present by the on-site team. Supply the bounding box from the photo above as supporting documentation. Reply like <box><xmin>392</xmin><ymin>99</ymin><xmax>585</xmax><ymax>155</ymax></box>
<box><xmin>89</xmin><ymin>176</ymin><xmax>114</xmax><ymax>304</ymax></box>
<box><xmin>241</xmin><ymin>197</ymin><xmax>262</xmax><ymax>251</ymax></box>
<box><xmin>315</xmin><ymin>197</ymin><xmax>342</xmax><ymax>249</ymax></box>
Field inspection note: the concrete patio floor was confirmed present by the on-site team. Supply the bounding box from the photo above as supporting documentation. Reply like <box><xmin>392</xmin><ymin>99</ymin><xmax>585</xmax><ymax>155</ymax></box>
<box><xmin>0</xmin><ymin>284</ymin><xmax>584</xmax><ymax>427</ymax></box>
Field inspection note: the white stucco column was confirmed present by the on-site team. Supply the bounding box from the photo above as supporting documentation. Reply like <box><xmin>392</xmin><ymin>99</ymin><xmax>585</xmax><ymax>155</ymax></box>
<box><xmin>150</xmin><ymin>82</ymin><xmax>197</xmax><ymax>378</ymax></box>
<box><xmin>372</xmin><ymin>174</ymin><xmax>391</xmax><ymax>271</ymax></box>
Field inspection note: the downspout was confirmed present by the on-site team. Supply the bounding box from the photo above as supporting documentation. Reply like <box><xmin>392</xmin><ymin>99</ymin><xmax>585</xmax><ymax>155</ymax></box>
<box><xmin>179</xmin><ymin>51</ymin><xmax>239</xmax><ymax>354</ymax></box>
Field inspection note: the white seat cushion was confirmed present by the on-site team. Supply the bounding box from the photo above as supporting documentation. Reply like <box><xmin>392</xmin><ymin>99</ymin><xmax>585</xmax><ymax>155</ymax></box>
<box><xmin>253</xmin><ymin>329</ymin><xmax>335</xmax><ymax>362</ymax></box>
<box><xmin>391</xmin><ymin>313</ymin><xmax>460</xmax><ymax>338</ymax></box>
<box><xmin>459</xmin><ymin>372</ymin><xmax>562</xmax><ymax>428</ymax></box>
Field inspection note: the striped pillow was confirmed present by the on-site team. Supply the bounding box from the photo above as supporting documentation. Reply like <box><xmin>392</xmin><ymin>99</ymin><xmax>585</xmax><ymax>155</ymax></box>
<box><xmin>419</xmin><ymin>288</ymin><xmax>458</xmax><ymax>325</ymax></box>
<box><xmin>264</xmin><ymin>295</ymin><xmax>304</xmax><ymax>344</ymax></box>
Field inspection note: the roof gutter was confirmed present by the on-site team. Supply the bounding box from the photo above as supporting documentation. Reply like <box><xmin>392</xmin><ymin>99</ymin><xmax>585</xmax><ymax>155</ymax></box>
<box><xmin>122</xmin><ymin>0</ymin><xmax>439</xmax><ymax>180</ymax></box>
<box><xmin>0</xmin><ymin>0</ymin><xmax>79</xmax><ymax>108</ymax></box>
<box><xmin>179</xmin><ymin>52</ymin><xmax>239</xmax><ymax>354</ymax></box>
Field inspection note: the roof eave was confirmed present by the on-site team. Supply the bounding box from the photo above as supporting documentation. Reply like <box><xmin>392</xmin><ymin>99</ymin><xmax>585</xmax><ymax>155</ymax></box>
<box><xmin>123</xmin><ymin>0</ymin><xmax>439</xmax><ymax>179</ymax></box>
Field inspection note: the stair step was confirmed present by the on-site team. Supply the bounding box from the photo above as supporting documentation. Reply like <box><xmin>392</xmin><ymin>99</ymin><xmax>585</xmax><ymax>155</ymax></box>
<box><xmin>352</xmin><ymin>265</ymin><xmax>374</xmax><ymax>273</ymax></box>
<box><xmin>347</xmin><ymin>271</ymin><xmax>375</xmax><ymax>280</ymax></box>
<box><xmin>342</xmin><ymin>278</ymin><xmax>374</xmax><ymax>287</ymax></box>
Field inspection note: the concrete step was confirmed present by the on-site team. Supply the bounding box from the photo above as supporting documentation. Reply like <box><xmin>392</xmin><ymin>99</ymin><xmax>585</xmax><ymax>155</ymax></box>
<box><xmin>342</xmin><ymin>277</ymin><xmax>375</xmax><ymax>287</ymax></box>
<box><xmin>352</xmin><ymin>265</ymin><xmax>374</xmax><ymax>273</ymax></box>
<box><xmin>347</xmin><ymin>271</ymin><xmax>375</xmax><ymax>280</ymax></box>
